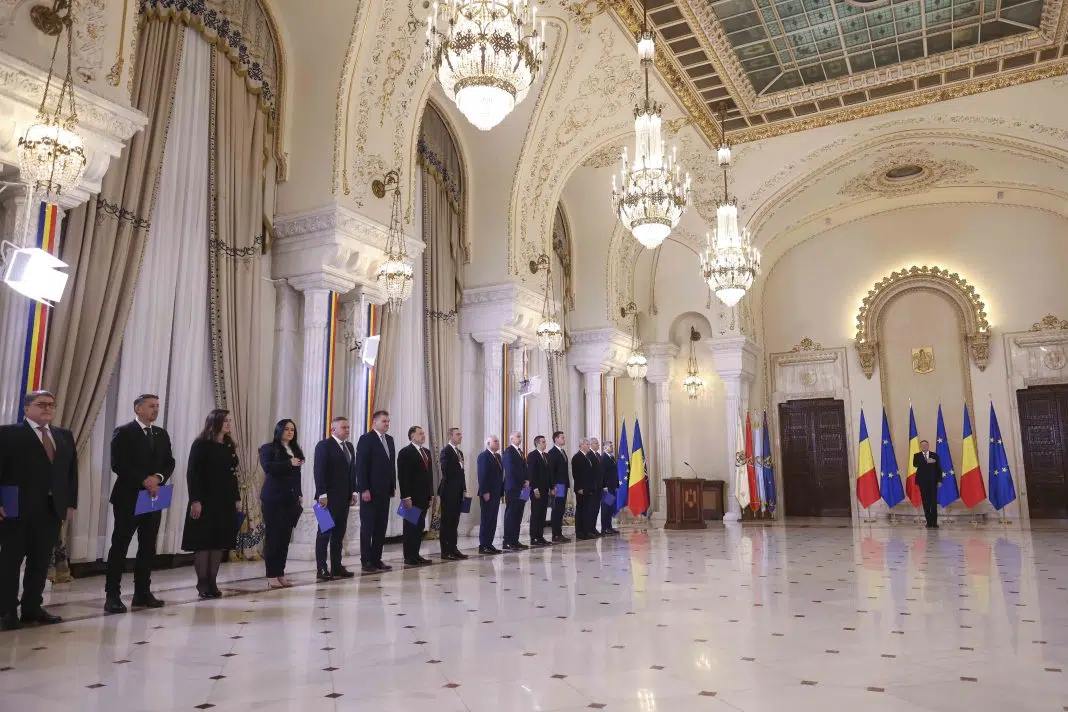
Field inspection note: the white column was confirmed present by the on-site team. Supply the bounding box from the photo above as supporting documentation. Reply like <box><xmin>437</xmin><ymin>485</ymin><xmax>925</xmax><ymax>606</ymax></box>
<box><xmin>273</xmin><ymin>281</ymin><xmax>300</xmax><ymax>422</ymax></box>
<box><xmin>474</xmin><ymin>334</ymin><xmax>512</xmax><ymax>442</ymax></box>
<box><xmin>509</xmin><ymin>343</ymin><xmax>526</xmax><ymax>439</ymax></box>
<box><xmin>0</xmin><ymin>190</ymin><xmax>41</xmax><ymax>423</ymax></box>
<box><xmin>707</xmin><ymin>335</ymin><xmax>761</xmax><ymax>523</ymax></box>
<box><xmin>645</xmin><ymin>343</ymin><xmax>678</xmax><ymax>521</ymax></box>
<box><xmin>604</xmin><ymin>374</ymin><xmax>617</xmax><ymax>443</ymax></box>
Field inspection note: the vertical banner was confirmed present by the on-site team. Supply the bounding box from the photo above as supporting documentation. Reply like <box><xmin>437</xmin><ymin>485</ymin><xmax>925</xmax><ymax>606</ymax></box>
<box><xmin>321</xmin><ymin>292</ymin><xmax>339</xmax><ymax>438</ymax></box>
<box><xmin>501</xmin><ymin>343</ymin><xmax>509</xmax><ymax>437</ymax></box>
<box><xmin>20</xmin><ymin>203</ymin><xmax>59</xmax><ymax>405</ymax></box>
<box><xmin>363</xmin><ymin>302</ymin><xmax>379</xmax><ymax>432</ymax></box>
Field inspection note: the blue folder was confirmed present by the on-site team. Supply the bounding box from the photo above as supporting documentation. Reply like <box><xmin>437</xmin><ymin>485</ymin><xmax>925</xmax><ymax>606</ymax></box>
<box><xmin>461</xmin><ymin>496</ymin><xmax>472</xmax><ymax>514</ymax></box>
<box><xmin>554</xmin><ymin>483</ymin><xmax>566</xmax><ymax>498</ymax></box>
<box><xmin>397</xmin><ymin>502</ymin><xmax>422</xmax><ymax>524</ymax></box>
<box><xmin>0</xmin><ymin>486</ymin><xmax>17</xmax><ymax>518</ymax></box>
<box><xmin>134</xmin><ymin>484</ymin><xmax>173</xmax><ymax>515</ymax></box>
<box><xmin>520</xmin><ymin>487</ymin><xmax>531</xmax><ymax>501</ymax></box>
<box><xmin>602</xmin><ymin>490</ymin><xmax>616</xmax><ymax>507</ymax></box>
<box><xmin>313</xmin><ymin>502</ymin><xmax>335</xmax><ymax>532</ymax></box>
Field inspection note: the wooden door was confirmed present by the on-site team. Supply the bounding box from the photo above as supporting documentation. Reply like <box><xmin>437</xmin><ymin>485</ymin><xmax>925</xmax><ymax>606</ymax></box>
<box><xmin>778</xmin><ymin>398</ymin><xmax>851</xmax><ymax>517</ymax></box>
<box><xmin>1017</xmin><ymin>385</ymin><xmax>1068</xmax><ymax>518</ymax></box>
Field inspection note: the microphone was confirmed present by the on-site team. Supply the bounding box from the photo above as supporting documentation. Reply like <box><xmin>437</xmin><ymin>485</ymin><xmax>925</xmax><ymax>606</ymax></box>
<box><xmin>683</xmin><ymin>461</ymin><xmax>698</xmax><ymax>477</ymax></box>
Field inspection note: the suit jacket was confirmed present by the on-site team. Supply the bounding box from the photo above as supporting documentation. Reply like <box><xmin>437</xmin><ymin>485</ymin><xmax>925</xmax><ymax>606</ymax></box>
<box><xmin>503</xmin><ymin>445</ymin><xmax>527</xmax><ymax>495</ymax></box>
<box><xmin>313</xmin><ymin>437</ymin><xmax>357</xmax><ymax>503</ymax></box>
<box><xmin>572</xmin><ymin>450</ymin><xmax>595</xmax><ymax>494</ymax></box>
<box><xmin>110</xmin><ymin>420</ymin><xmax>175</xmax><ymax>509</ymax></box>
<box><xmin>913</xmin><ymin>451</ymin><xmax>941</xmax><ymax>486</ymax></box>
<box><xmin>354</xmin><ymin>430</ymin><xmax>397</xmax><ymax>500</ymax></box>
<box><xmin>398</xmin><ymin>443</ymin><xmax>434</xmax><ymax>509</ymax></box>
<box><xmin>601</xmin><ymin>452</ymin><xmax>618</xmax><ymax>491</ymax></box>
<box><xmin>438</xmin><ymin>444</ymin><xmax>466</xmax><ymax>498</ymax></box>
<box><xmin>527</xmin><ymin>449</ymin><xmax>550</xmax><ymax>494</ymax></box>
<box><xmin>547</xmin><ymin>446</ymin><xmax>570</xmax><ymax>489</ymax></box>
<box><xmin>0</xmin><ymin>421</ymin><xmax>78</xmax><ymax>517</ymax></box>
<box><xmin>477</xmin><ymin>449</ymin><xmax>504</xmax><ymax>498</ymax></box>
<box><xmin>259</xmin><ymin>441</ymin><xmax>304</xmax><ymax>503</ymax></box>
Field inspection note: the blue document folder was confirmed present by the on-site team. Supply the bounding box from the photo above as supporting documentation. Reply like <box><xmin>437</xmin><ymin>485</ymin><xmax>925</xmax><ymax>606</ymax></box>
<box><xmin>461</xmin><ymin>496</ymin><xmax>472</xmax><ymax>514</ymax></box>
<box><xmin>313</xmin><ymin>502</ymin><xmax>335</xmax><ymax>532</ymax></box>
<box><xmin>0</xmin><ymin>486</ymin><xmax>17</xmax><ymax>518</ymax></box>
<box><xmin>602</xmin><ymin>490</ymin><xmax>616</xmax><ymax>507</ymax></box>
<box><xmin>134</xmin><ymin>484</ymin><xmax>173</xmax><ymax>515</ymax></box>
<box><xmin>554</xmin><ymin>484</ymin><xmax>566</xmax><ymax>498</ymax></box>
<box><xmin>520</xmin><ymin>487</ymin><xmax>531</xmax><ymax>501</ymax></box>
<box><xmin>397</xmin><ymin>502</ymin><xmax>422</xmax><ymax>524</ymax></box>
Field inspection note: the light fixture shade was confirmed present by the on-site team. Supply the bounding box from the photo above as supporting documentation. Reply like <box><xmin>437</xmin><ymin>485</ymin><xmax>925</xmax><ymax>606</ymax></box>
<box><xmin>4</xmin><ymin>246</ymin><xmax>69</xmax><ymax>304</ymax></box>
<box><xmin>17</xmin><ymin>119</ymin><xmax>86</xmax><ymax>198</ymax></box>
<box><xmin>535</xmin><ymin>319</ymin><xmax>563</xmax><ymax>353</ymax></box>
<box><xmin>683</xmin><ymin>372</ymin><xmax>704</xmax><ymax>399</ymax></box>
<box><xmin>701</xmin><ymin>202</ymin><xmax>760</xmax><ymax>307</ymax></box>
<box><xmin>636</xmin><ymin>29</ymin><xmax>655</xmax><ymax>63</ymax></box>
<box><xmin>626</xmin><ymin>349</ymin><xmax>648</xmax><ymax>380</ymax></box>
<box><xmin>376</xmin><ymin>258</ymin><xmax>414</xmax><ymax>310</ymax></box>
<box><xmin>426</xmin><ymin>0</ymin><xmax>545</xmax><ymax>131</ymax></box>
<box><xmin>717</xmin><ymin>143</ymin><xmax>731</xmax><ymax>167</ymax></box>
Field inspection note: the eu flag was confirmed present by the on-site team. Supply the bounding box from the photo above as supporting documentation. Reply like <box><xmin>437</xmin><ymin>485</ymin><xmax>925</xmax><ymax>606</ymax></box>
<box><xmin>935</xmin><ymin>405</ymin><xmax>960</xmax><ymax>507</ymax></box>
<box><xmin>616</xmin><ymin>421</ymin><xmax>630</xmax><ymax>513</ymax></box>
<box><xmin>879</xmin><ymin>408</ymin><xmax>905</xmax><ymax>508</ymax></box>
<box><xmin>987</xmin><ymin>403</ymin><xmax>1017</xmax><ymax>511</ymax></box>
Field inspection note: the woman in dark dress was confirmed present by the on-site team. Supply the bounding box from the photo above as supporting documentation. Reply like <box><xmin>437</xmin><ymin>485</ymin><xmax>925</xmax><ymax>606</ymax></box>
<box><xmin>259</xmin><ymin>419</ymin><xmax>304</xmax><ymax>588</ymax></box>
<box><xmin>182</xmin><ymin>409</ymin><xmax>241</xmax><ymax>599</ymax></box>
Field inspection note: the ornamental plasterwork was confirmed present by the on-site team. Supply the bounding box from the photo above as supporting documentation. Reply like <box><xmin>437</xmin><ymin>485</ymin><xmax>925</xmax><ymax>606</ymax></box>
<box><xmin>838</xmin><ymin>150</ymin><xmax>976</xmax><ymax>198</ymax></box>
<box><xmin>581</xmin><ymin>143</ymin><xmax>621</xmax><ymax>169</ymax></box>
<box><xmin>1032</xmin><ymin>314</ymin><xmax>1068</xmax><ymax>331</ymax></box>
<box><xmin>0</xmin><ymin>0</ymin><xmax>106</xmax><ymax>83</ymax></box>
<box><xmin>854</xmin><ymin>266</ymin><xmax>990</xmax><ymax>380</ymax></box>
<box><xmin>791</xmin><ymin>338</ymin><xmax>823</xmax><ymax>352</ymax></box>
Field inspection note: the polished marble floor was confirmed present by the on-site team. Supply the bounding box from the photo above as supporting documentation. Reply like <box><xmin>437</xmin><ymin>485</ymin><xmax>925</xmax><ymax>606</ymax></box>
<box><xmin>3</xmin><ymin>522</ymin><xmax>1068</xmax><ymax>711</ymax></box>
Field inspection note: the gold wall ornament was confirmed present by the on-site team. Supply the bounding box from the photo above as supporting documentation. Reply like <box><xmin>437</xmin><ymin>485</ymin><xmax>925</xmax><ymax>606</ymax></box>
<box><xmin>1032</xmin><ymin>314</ymin><xmax>1068</xmax><ymax>331</ymax></box>
<box><xmin>911</xmin><ymin>347</ymin><xmax>935</xmax><ymax>374</ymax></box>
<box><xmin>839</xmin><ymin>151</ymin><xmax>977</xmax><ymax>198</ymax></box>
<box><xmin>791</xmin><ymin>337</ymin><xmax>823</xmax><ymax>352</ymax></box>
<box><xmin>854</xmin><ymin>265</ymin><xmax>990</xmax><ymax>380</ymax></box>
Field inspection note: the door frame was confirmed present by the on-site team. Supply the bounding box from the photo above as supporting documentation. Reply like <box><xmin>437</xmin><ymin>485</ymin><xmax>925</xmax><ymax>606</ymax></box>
<box><xmin>1014</xmin><ymin>383</ymin><xmax>1068</xmax><ymax>519</ymax></box>
<box><xmin>778</xmin><ymin>397</ymin><xmax>853</xmax><ymax>518</ymax></box>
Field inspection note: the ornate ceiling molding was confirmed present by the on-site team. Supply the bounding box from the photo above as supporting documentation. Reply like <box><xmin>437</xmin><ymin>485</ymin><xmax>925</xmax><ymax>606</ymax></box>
<box><xmin>838</xmin><ymin>150</ymin><xmax>977</xmax><ymax>198</ymax></box>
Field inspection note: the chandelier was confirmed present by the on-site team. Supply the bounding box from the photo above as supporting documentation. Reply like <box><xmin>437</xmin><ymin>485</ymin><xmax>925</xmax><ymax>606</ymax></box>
<box><xmin>682</xmin><ymin>326</ymin><xmax>704</xmax><ymax>399</ymax></box>
<box><xmin>17</xmin><ymin>0</ymin><xmax>86</xmax><ymax>202</ymax></box>
<box><xmin>373</xmin><ymin>170</ymin><xmax>414</xmax><ymax>310</ymax></box>
<box><xmin>700</xmin><ymin>105</ymin><xmax>760</xmax><ymax>308</ymax></box>
<box><xmin>622</xmin><ymin>301</ymin><xmax>647</xmax><ymax>381</ymax></box>
<box><xmin>530</xmin><ymin>253</ymin><xmax>564</xmax><ymax>354</ymax></box>
<box><xmin>611</xmin><ymin>0</ymin><xmax>690</xmax><ymax>250</ymax></box>
<box><xmin>425</xmin><ymin>0</ymin><xmax>546</xmax><ymax>131</ymax></box>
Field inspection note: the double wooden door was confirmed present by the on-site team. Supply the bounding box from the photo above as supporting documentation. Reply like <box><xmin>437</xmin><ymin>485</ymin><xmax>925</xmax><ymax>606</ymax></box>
<box><xmin>778</xmin><ymin>398</ymin><xmax>851</xmax><ymax>517</ymax></box>
<box><xmin>1017</xmin><ymin>385</ymin><xmax>1068</xmax><ymax>518</ymax></box>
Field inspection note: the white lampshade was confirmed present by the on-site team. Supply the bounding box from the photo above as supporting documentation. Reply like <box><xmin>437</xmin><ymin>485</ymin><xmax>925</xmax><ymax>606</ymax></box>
<box><xmin>4</xmin><ymin>247</ymin><xmax>69</xmax><ymax>304</ymax></box>
<box><xmin>715</xmin><ymin>288</ymin><xmax>746</xmax><ymax>308</ymax></box>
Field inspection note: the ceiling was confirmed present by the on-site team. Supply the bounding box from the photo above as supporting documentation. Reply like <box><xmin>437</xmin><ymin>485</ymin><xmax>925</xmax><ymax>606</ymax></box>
<box><xmin>609</xmin><ymin>0</ymin><xmax>1068</xmax><ymax>142</ymax></box>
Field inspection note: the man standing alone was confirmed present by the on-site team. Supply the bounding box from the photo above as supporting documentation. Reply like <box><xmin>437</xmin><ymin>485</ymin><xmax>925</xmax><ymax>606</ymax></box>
<box><xmin>912</xmin><ymin>439</ymin><xmax>941</xmax><ymax>529</ymax></box>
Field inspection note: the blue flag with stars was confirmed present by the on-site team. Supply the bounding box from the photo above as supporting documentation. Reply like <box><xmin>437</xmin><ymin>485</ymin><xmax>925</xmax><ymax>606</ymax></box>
<box><xmin>615</xmin><ymin>421</ymin><xmax>630</xmax><ymax>514</ymax></box>
<box><xmin>987</xmin><ymin>403</ymin><xmax>1017</xmax><ymax>511</ymax></box>
<box><xmin>936</xmin><ymin>405</ymin><xmax>960</xmax><ymax>507</ymax></box>
<box><xmin>879</xmin><ymin>408</ymin><xmax>906</xmax><ymax>508</ymax></box>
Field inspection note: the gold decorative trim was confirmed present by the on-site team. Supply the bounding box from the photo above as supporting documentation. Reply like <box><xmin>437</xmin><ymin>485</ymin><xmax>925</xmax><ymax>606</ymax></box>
<box><xmin>1032</xmin><ymin>314</ymin><xmax>1068</xmax><ymax>331</ymax></box>
<box><xmin>791</xmin><ymin>337</ymin><xmax>823</xmax><ymax>352</ymax></box>
<box><xmin>855</xmin><ymin>265</ymin><xmax>990</xmax><ymax>379</ymax></box>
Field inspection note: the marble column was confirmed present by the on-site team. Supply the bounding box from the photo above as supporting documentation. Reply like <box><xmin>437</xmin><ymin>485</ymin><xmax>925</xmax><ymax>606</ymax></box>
<box><xmin>645</xmin><ymin>343</ymin><xmax>679</xmax><ymax>521</ymax></box>
<box><xmin>273</xmin><ymin>281</ymin><xmax>300</xmax><ymax>423</ymax></box>
<box><xmin>478</xmin><ymin>336</ymin><xmax>506</xmax><ymax>442</ymax></box>
<box><xmin>707</xmin><ymin>335</ymin><xmax>760</xmax><ymax>523</ymax></box>
<box><xmin>603</xmin><ymin>374</ymin><xmax>617</xmax><ymax>443</ymax></box>
<box><xmin>581</xmin><ymin>369</ymin><xmax>604</xmax><ymax>441</ymax></box>
<box><xmin>509</xmin><ymin>342</ymin><xmax>527</xmax><ymax>441</ymax></box>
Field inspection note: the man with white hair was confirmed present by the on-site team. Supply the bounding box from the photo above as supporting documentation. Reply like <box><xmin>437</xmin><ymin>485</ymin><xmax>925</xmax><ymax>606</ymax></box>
<box><xmin>476</xmin><ymin>435</ymin><xmax>504</xmax><ymax>554</ymax></box>
<box><xmin>502</xmin><ymin>432</ymin><xmax>529</xmax><ymax>550</ymax></box>
<box><xmin>571</xmin><ymin>438</ymin><xmax>595</xmax><ymax>540</ymax></box>
<box><xmin>587</xmin><ymin>438</ymin><xmax>603</xmax><ymax>537</ymax></box>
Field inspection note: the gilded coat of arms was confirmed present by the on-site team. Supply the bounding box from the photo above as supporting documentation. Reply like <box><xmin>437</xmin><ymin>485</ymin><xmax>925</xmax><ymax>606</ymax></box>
<box><xmin>911</xmin><ymin>347</ymin><xmax>935</xmax><ymax>374</ymax></box>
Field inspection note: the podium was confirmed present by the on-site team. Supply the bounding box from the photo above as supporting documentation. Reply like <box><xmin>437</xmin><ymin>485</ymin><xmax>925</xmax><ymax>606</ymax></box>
<box><xmin>664</xmin><ymin>477</ymin><xmax>706</xmax><ymax>530</ymax></box>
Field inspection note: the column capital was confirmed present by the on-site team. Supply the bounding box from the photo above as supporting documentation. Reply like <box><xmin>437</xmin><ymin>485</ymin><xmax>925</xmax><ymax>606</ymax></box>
<box><xmin>288</xmin><ymin>272</ymin><xmax>355</xmax><ymax>295</ymax></box>
<box><xmin>569</xmin><ymin>327</ymin><xmax>632</xmax><ymax>374</ymax></box>
<box><xmin>460</xmin><ymin>282</ymin><xmax>543</xmax><ymax>343</ymax></box>
<box><xmin>705</xmin><ymin>335</ymin><xmax>761</xmax><ymax>383</ymax></box>
<box><xmin>645</xmin><ymin>342</ymin><xmax>679</xmax><ymax>384</ymax></box>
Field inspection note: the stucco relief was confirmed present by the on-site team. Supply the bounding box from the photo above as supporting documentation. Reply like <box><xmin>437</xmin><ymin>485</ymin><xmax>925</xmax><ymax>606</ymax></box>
<box><xmin>838</xmin><ymin>149</ymin><xmax>976</xmax><ymax>198</ymax></box>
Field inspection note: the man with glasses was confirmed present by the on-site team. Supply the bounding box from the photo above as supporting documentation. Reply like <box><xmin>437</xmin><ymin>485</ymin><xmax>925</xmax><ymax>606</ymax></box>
<box><xmin>0</xmin><ymin>391</ymin><xmax>78</xmax><ymax>630</ymax></box>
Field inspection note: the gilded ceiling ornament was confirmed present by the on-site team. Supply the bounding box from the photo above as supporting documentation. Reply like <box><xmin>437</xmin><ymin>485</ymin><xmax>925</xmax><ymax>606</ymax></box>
<box><xmin>582</xmin><ymin>144</ymin><xmax>623</xmax><ymax>168</ymax></box>
<box><xmin>1032</xmin><ymin>314</ymin><xmax>1068</xmax><ymax>331</ymax></box>
<box><xmin>566</xmin><ymin>0</ymin><xmax>612</xmax><ymax>30</ymax></box>
<box><xmin>838</xmin><ymin>149</ymin><xmax>976</xmax><ymax>198</ymax></box>
<box><xmin>791</xmin><ymin>338</ymin><xmax>823</xmax><ymax>352</ymax></box>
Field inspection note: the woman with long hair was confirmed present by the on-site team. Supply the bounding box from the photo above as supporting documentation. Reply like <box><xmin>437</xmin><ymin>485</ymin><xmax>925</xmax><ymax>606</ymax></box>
<box><xmin>181</xmin><ymin>409</ymin><xmax>241</xmax><ymax>599</ymax></box>
<box><xmin>259</xmin><ymin>419</ymin><xmax>304</xmax><ymax>588</ymax></box>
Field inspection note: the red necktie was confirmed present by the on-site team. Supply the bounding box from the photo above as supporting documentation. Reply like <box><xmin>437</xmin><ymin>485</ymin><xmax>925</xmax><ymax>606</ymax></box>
<box><xmin>420</xmin><ymin>448</ymin><xmax>428</xmax><ymax>469</ymax></box>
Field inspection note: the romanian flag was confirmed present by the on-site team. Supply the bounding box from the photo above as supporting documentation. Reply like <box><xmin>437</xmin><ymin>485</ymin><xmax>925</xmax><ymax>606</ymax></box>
<box><xmin>959</xmin><ymin>404</ymin><xmax>987</xmax><ymax>508</ymax></box>
<box><xmin>627</xmin><ymin>419</ymin><xmax>649</xmax><ymax>516</ymax></box>
<box><xmin>745</xmin><ymin>412</ymin><xmax>758</xmax><ymax>512</ymax></box>
<box><xmin>904</xmin><ymin>405</ymin><xmax>922</xmax><ymax>507</ymax></box>
<box><xmin>20</xmin><ymin>203</ymin><xmax>60</xmax><ymax>398</ymax></box>
<box><xmin>856</xmin><ymin>410</ymin><xmax>881</xmax><ymax>508</ymax></box>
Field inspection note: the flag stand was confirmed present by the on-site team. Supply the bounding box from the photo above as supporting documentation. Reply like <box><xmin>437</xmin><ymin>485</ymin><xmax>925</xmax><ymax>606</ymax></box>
<box><xmin>862</xmin><ymin>506</ymin><xmax>875</xmax><ymax>524</ymax></box>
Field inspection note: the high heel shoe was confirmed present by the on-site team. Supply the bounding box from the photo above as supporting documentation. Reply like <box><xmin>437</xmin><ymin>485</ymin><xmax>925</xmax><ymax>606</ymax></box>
<box><xmin>267</xmin><ymin>577</ymin><xmax>285</xmax><ymax>589</ymax></box>
<box><xmin>278</xmin><ymin>576</ymin><xmax>293</xmax><ymax>587</ymax></box>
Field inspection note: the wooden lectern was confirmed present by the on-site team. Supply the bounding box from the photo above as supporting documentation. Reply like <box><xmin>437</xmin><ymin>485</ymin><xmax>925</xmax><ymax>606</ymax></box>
<box><xmin>664</xmin><ymin>477</ymin><xmax>706</xmax><ymax>530</ymax></box>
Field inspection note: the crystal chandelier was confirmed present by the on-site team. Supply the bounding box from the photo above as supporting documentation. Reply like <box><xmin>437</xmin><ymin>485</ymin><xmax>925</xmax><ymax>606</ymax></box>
<box><xmin>622</xmin><ymin>302</ymin><xmax>647</xmax><ymax>381</ymax></box>
<box><xmin>373</xmin><ymin>170</ymin><xmax>414</xmax><ymax>310</ymax></box>
<box><xmin>17</xmin><ymin>0</ymin><xmax>86</xmax><ymax>201</ymax></box>
<box><xmin>611</xmin><ymin>0</ymin><xmax>690</xmax><ymax>250</ymax></box>
<box><xmin>530</xmin><ymin>253</ymin><xmax>564</xmax><ymax>354</ymax></box>
<box><xmin>425</xmin><ymin>0</ymin><xmax>546</xmax><ymax>131</ymax></box>
<box><xmin>700</xmin><ymin>105</ymin><xmax>760</xmax><ymax>308</ymax></box>
<box><xmin>682</xmin><ymin>326</ymin><xmax>704</xmax><ymax>399</ymax></box>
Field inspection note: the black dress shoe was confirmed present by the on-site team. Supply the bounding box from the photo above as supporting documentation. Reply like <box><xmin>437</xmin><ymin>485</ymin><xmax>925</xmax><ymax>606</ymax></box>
<box><xmin>104</xmin><ymin>597</ymin><xmax>128</xmax><ymax>614</ymax></box>
<box><xmin>552</xmin><ymin>535</ymin><xmax>571</xmax><ymax>543</ymax></box>
<box><xmin>405</xmin><ymin>559</ymin><xmax>423</xmax><ymax>566</ymax></box>
<box><xmin>333</xmin><ymin>567</ymin><xmax>356</xmax><ymax>579</ymax></box>
<box><xmin>502</xmin><ymin>543</ymin><xmax>518</xmax><ymax>551</ymax></box>
<box><xmin>361</xmin><ymin>564</ymin><xmax>379</xmax><ymax>573</ymax></box>
<box><xmin>576</xmin><ymin>534</ymin><xmax>590</xmax><ymax>540</ymax></box>
<box><xmin>453</xmin><ymin>551</ymin><xmax>469</xmax><ymax>559</ymax></box>
<box><xmin>21</xmin><ymin>607</ymin><xmax>61</xmax><ymax>625</ymax></box>
<box><xmin>207</xmin><ymin>588</ymin><xmax>223</xmax><ymax>599</ymax></box>
<box><xmin>1</xmin><ymin>612</ymin><xmax>20</xmax><ymax>631</ymax></box>
<box><xmin>478</xmin><ymin>546</ymin><xmax>495</xmax><ymax>554</ymax></box>
<box><xmin>441</xmin><ymin>552</ymin><xmax>460</xmax><ymax>561</ymax></box>
<box><xmin>316</xmin><ymin>569</ymin><xmax>333</xmax><ymax>581</ymax></box>
<box><xmin>131</xmin><ymin>593</ymin><xmax>165</xmax><ymax>609</ymax></box>
<box><xmin>516</xmin><ymin>543</ymin><xmax>529</xmax><ymax>550</ymax></box>
<box><xmin>418</xmin><ymin>557</ymin><xmax>433</xmax><ymax>565</ymax></box>
<box><xmin>375</xmin><ymin>562</ymin><xmax>392</xmax><ymax>572</ymax></box>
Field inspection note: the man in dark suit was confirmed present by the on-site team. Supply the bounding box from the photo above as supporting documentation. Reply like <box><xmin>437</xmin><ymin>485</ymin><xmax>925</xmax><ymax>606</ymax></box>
<box><xmin>913</xmin><ymin>439</ymin><xmax>941</xmax><ymax>529</ymax></box>
<box><xmin>587</xmin><ymin>438</ymin><xmax>604</xmax><ymax>537</ymax></box>
<box><xmin>526</xmin><ymin>435</ymin><xmax>551</xmax><ymax>546</ymax></box>
<box><xmin>398</xmin><ymin>425</ymin><xmax>433</xmax><ymax>566</ymax></box>
<box><xmin>572</xmin><ymin>438</ymin><xmax>595</xmax><ymax>539</ymax></box>
<box><xmin>0</xmin><ymin>390</ymin><xmax>77</xmax><ymax>630</ymax></box>
<box><xmin>104</xmin><ymin>394</ymin><xmax>175</xmax><ymax>614</ymax></box>
<box><xmin>502</xmin><ymin>431</ymin><xmax>529</xmax><ymax>551</ymax></box>
<box><xmin>355</xmin><ymin>410</ymin><xmax>397</xmax><ymax>572</ymax></box>
<box><xmin>313</xmin><ymin>416</ymin><xmax>358</xmax><ymax>580</ymax></box>
<box><xmin>476</xmin><ymin>435</ymin><xmax>503</xmax><ymax>554</ymax></box>
<box><xmin>600</xmin><ymin>440</ymin><xmax>619</xmax><ymax>535</ymax></box>
<box><xmin>438</xmin><ymin>427</ymin><xmax>468</xmax><ymax>560</ymax></box>
<box><xmin>546</xmin><ymin>431</ymin><xmax>571</xmax><ymax>543</ymax></box>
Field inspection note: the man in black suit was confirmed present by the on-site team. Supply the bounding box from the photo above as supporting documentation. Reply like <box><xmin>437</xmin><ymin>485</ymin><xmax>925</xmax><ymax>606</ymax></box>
<box><xmin>572</xmin><ymin>438</ymin><xmax>595</xmax><ymax>540</ymax></box>
<box><xmin>587</xmin><ymin>438</ymin><xmax>604</xmax><ymax>537</ymax></box>
<box><xmin>546</xmin><ymin>431</ymin><xmax>571</xmax><ymax>543</ymax></box>
<box><xmin>355</xmin><ymin>410</ymin><xmax>397</xmax><ymax>572</ymax></box>
<box><xmin>600</xmin><ymin>440</ymin><xmax>619</xmax><ymax>535</ymax></box>
<box><xmin>476</xmin><ymin>435</ymin><xmax>503</xmax><ymax>554</ymax></box>
<box><xmin>526</xmin><ymin>435</ymin><xmax>551</xmax><ymax>546</ymax></box>
<box><xmin>313</xmin><ymin>416</ymin><xmax>358</xmax><ymax>580</ymax></box>
<box><xmin>913</xmin><ymin>439</ymin><xmax>941</xmax><ymax>529</ymax></box>
<box><xmin>0</xmin><ymin>390</ymin><xmax>77</xmax><ymax>630</ymax></box>
<box><xmin>104</xmin><ymin>394</ymin><xmax>175</xmax><ymax>614</ymax></box>
<box><xmin>502</xmin><ymin>431</ymin><xmax>529</xmax><ymax>551</ymax></box>
<box><xmin>398</xmin><ymin>425</ymin><xmax>433</xmax><ymax>566</ymax></box>
<box><xmin>438</xmin><ymin>427</ymin><xmax>468</xmax><ymax>560</ymax></box>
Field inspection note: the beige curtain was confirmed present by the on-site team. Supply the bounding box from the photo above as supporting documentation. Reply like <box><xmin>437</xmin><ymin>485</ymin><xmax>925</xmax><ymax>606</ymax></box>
<box><xmin>209</xmin><ymin>49</ymin><xmax>272</xmax><ymax>558</ymax></box>
<box><xmin>372</xmin><ymin>307</ymin><xmax>400</xmax><ymax>414</ymax></box>
<box><xmin>45</xmin><ymin>20</ymin><xmax>184</xmax><ymax>449</ymax></box>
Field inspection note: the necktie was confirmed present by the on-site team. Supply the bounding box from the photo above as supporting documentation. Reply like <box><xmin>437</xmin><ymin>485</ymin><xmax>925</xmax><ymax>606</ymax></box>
<box><xmin>494</xmin><ymin>452</ymin><xmax>502</xmax><ymax>468</ymax></box>
<box><xmin>145</xmin><ymin>426</ymin><xmax>155</xmax><ymax>452</ymax></box>
<box><xmin>343</xmin><ymin>441</ymin><xmax>352</xmax><ymax>463</ymax></box>
<box><xmin>420</xmin><ymin>448</ymin><xmax>429</xmax><ymax>469</ymax></box>
<box><xmin>39</xmin><ymin>426</ymin><xmax>55</xmax><ymax>462</ymax></box>
<box><xmin>541</xmin><ymin>452</ymin><xmax>547</xmax><ymax>464</ymax></box>
<box><xmin>457</xmin><ymin>448</ymin><xmax>464</xmax><ymax>465</ymax></box>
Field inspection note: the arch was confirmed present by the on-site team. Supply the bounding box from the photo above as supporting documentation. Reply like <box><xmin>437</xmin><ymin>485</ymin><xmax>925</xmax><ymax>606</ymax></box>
<box><xmin>668</xmin><ymin>311</ymin><xmax>713</xmax><ymax>348</ymax></box>
<box><xmin>854</xmin><ymin>265</ymin><xmax>990</xmax><ymax>380</ymax></box>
